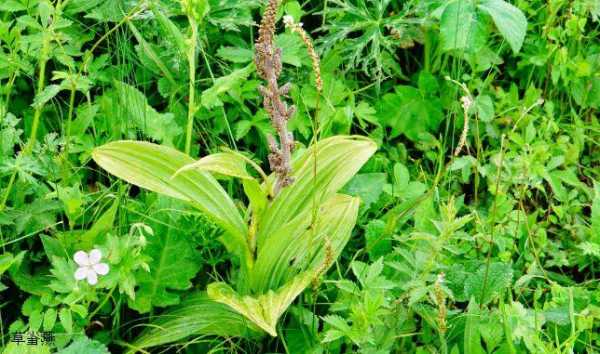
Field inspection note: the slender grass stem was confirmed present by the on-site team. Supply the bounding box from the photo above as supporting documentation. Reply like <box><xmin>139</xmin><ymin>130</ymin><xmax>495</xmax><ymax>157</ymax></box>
<box><xmin>184</xmin><ymin>17</ymin><xmax>198</xmax><ymax>155</ymax></box>
<box><xmin>64</xmin><ymin>85</ymin><xmax>76</xmax><ymax>156</ymax></box>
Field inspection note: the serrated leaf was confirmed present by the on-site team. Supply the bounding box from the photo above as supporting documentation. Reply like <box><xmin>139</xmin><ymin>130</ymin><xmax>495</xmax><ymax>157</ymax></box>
<box><xmin>59</xmin><ymin>308</ymin><xmax>72</xmax><ymax>334</ymax></box>
<box><xmin>42</xmin><ymin>308</ymin><xmax>56</xmax><ymax>331</ymax></box>
<box><xmin>464</xmin><ymin>262</ymin><xmax>513</xmax><ymax>305</ymax></box>
<box><xmin>201</xmin><ymin>65</ymin><xmax>253</xmax><ymax>108</ymax></box>
<box><xmin>0</xmin><ymin>0</ymin><xmax>27</xmax><ymax>12</ymax></box>
<box><xmin>48</xmin><ymin>257</ymin><xmax>78</xmax><ymax>294</ymax></box>
<box><xmin>113</xmin><ymin>81</ymin><xmax>182</xmax><ymax>146</ymax></box>
<box><xmin>342</xmin><ymin>173</ymin><xmax>386</xmax><ymax>209</ymax></box>
<box><xmin>57</xmin><ymin>337</ymin><xmax>109</xmax><ymax>354</ymax></box>
<box><xmin>32</xmin><ymin>84</ymin><xmax>63</xmax><ymax>108</ymax></box>
<box><xmin>478</xmin><ymin>0</ymin><xmax>527</xmax><ymax>53</ymax></box>
<box><xmin>29</xmin><ymin>310</ymin><xmax>43</xmax><ymax>331</ymax></box>
<box><xmin>464</xmin><ymin>300</ymin><xmax>486</xmax><ymax>354</ymax></box>
<box><xmin>129</xmin><ymin>219</ymin><xmax>202</xmax><ymax>313</ymax></box>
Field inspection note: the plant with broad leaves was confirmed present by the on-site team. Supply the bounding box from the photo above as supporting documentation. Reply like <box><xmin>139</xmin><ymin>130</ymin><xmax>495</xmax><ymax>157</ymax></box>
<box><xmin>437</xmin><ymin>0</ymin><xmax>528</xmax><ymax>54</ymax></box>
<box><xmin>92</xmin><ymin>134</ymin><xmax>376</xmax><ymax>349</ymax></box>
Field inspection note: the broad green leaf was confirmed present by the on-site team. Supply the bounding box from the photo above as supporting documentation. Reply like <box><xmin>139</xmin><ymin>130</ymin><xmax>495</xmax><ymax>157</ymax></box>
<box><xmin>217</xmin><ymin>46</ymin><xmax>254</xmax><ymax>63</ymax></box>
<box><xmin>59</xmin><ymin>308</ymin><xmax>72</xmax><ymax>334</ymax></box>
<box><xmin>8</xmin><ymin>257</ymin><xmax>51</xmax><ymax>297</ymax></box>
<box><xmin>440</xmin><ymin>0</ymin><xmax>486</xmax><ymax>52</ymax></box>
<box><xmin>464</xmin><ymin>300</ymin><xmax>486</xmax><ymax>354</ymax></box>
<box><xmin>130</xmin><ymin>292</ymin><xmax>261</xmax><ymax>351</ymax></box>
<box><xmin>376</xmin><ymin>85</ymin><xmax>443</xmax><ymax>140</ymax></box>
<box><xmin>477</xmin><ymin>0</ymin><xmax>527</xmax><ymax>53</ymax></box>
<box><xmin>32</xmin><ymin>84</ymin><xmax>62</xmax><ymax>108</ymax></box>
<box><xmin>201</xmin><ymin>64</ymin><xmax>253</xmax><ymax>109</ymax></box>
<box><xmin>57</xmin><ymin>337</ymin><xmax>109</xmax><ymax>354</ymax></box>
<box><xmin>464</xmin><ymin>262</ymin><xmax>513</xmax><ymax>305</ymax></box>
<box><xmin>129</xmin><ymin>216</ymin><xmax>202</xmax><ymax>313</ymax></box>
<box><xmin>251</xmin><ymin>195</ymin><xmax>359</xmax><ymax>292</ymax></box>
<box><xmin>42</xmin><ymin>308</ymin><xmax>57</xmax><ymax>331</ymax></box>
<box><xmin>208</xmin><ymin>272</ymin><xmax>313</xmax><ymax>337</ymax></box>
<box><xmin>257</xmin><ymin>136</ymin><xmax>376</xmax><ymax>249</ymax></box>
<box><xmin>113</xmin><ymin>82</ymin><xmax>182</xmax><ymax>146</ymax></box>
<box><xmin>342</xmin><ymin>173</ymin><xmax>386</xmax><ymax>209</ymax></box>
<box><xmin>0</xmin><ymin>0</ymin><xmax>27</xmax><ymax>12</ymax></box>
<box><xmin>175</xmin><ymin>152</ymin><xmax>254</xmax><ymax>180</ymax></box>
<box><xmin>365</xmin><ymin>219</ymin><xmax>391</xmax><ymax>261</ymax></box>
<box><xmin>0</xmin><ymin>252</ymin><xmax>24</xmax><ymax>275</ymax></box>
<box><xmin>92</xmin><ymin>141</ymin><xmax>250</xmax><ymax>266</ymax></box>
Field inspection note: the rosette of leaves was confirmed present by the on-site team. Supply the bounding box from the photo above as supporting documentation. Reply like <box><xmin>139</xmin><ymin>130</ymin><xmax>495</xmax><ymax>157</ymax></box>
<box><xmin>91</xmin><ymin>135</ymin><xmax>377</xmax><ymax>350</ymax></box>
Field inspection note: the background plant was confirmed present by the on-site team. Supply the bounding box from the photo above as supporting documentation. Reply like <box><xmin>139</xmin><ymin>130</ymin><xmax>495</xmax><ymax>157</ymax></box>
<box><xmin>0</xmin><ymin>0</ymin><xmax>599</xmax><ymax>353</ymax></box>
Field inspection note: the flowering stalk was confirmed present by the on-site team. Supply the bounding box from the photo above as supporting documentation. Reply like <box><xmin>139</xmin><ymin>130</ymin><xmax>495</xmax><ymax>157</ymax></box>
<box><xmin>255</xmin><ymin>0</ymin><xmax>296</xmax><ymax>193</ymax></box>
<box><xmin>283</xmin><ymin>16</ymin><xmax>322</xmax><ymax>93</ymax></box>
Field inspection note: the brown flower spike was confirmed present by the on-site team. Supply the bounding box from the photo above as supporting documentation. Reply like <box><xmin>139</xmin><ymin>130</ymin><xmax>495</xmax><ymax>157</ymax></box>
<box><xmin>255</xmin><ymin>0</ymin><xmax>296</xmax><ymax>193</ymax></box>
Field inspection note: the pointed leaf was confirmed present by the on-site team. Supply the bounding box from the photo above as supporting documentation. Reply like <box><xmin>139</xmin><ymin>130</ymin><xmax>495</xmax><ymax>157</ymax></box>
<box><xmin>79</xmin><ymin>197</ymin><xmax>119</xmax><ymax>249</ymax></box>
<box><xmin>92</xmin><ymin>141</ymin><xmax>250</xmax><ymax>264</ymax></box>
<box><xmin>130</xmin><ymin>292</ymin><xmax>261</xmax><ymax>352</ymax></box>
<box><xmin>440</xmin><ymin>0</ymin><xmax>486</xmax><ymax>52</ymax></box>
<box><xmin>257</xmin><ymin>136</ymin><xmax>376</xmax><ymax>249</ymax></box>
<box><xmin>175</xmin><ymin>152</ymin><xmax>254</xmax><ymax>180</ymax></box>
<box><xmin>251</xmin><ymin>195</ymin><xmax>359</xmax><ymax>293</ymax></box>
<box><xmin>208</xmin><ymin>272</ymin><xmax>313</xmax><ymax>337</ymax></box>
<box><xmin>478</xmin><ymin>0</ymin><xmax>528</xmax><ymax>53</ymax></box>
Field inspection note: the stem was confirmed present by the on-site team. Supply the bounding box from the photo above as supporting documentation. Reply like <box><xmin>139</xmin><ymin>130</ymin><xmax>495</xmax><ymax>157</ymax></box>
<box><xmin>64</xmin><ymin>85</ymin><xmax>76</xmax><ymax>156</ymax></box>
<box><xmin>88</xmin><ymin>286</ymin><xmax>116</xmax><ymax>320</ymax></box>
<box><xmin>24</xmin><ymin>39</ymin><xmax>50</xmax><ymax>154</ymax></box>
<box><xmin>0</xmin><ymin>73</ymin><xmax>17</xmax><ymax>124</ymax></box>
<box><xmin>480</xmin><ymin>135</ymin><xmax>506</xmax><ymax>308</ymax></box>
<box><xmin>0</xmin><ymin>170</ymin><xmax>17</xmax><ymax>212</ymax></box>
<box><xmin>184</xmin><ymin>17</ymin><xmax>198</xmax><ymax>155</ymax></box>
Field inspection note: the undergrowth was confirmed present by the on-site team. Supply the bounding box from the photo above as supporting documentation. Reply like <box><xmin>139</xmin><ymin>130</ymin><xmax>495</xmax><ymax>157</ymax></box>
<box><xmin>0</xmin><ymin>0</ymin><xmax>600</xmax><ymax>353</ymax></box>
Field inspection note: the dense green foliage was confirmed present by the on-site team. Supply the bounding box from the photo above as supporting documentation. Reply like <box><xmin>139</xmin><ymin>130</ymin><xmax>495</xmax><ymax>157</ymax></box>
<box><xmin>1</xmin><ymin>0</ymin><xmax>600</xmax><ymax>353</ymax></box>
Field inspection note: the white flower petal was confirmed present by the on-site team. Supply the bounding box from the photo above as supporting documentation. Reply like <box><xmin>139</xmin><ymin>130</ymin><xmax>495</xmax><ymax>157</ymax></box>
<box><xmin>74</xmin><ymin>251</ymin><xmax>90</xmax><ymax>266</ymax></box>
<box><xmin>93</xmin><ymin>263</ymin><xmax>109</xmax><ymax>275</ymax></box>
<box><xmin>74</xmin><ymin>267</ymin><xmax>88</xmax><ymax>280</ymax></box>
<box><xmin>283</xmin><ymin>15</ymin><xmax>294</xmax><ymax>25</ymax></box>
<box><xmin>88</xmin><ymin>249</ymin><xmax>102</xmax><ymax>264</ymax></box>
<box><xmin>86</xmin><ymin>268</ymin><xmax>98</xmax><ymax>285</ymax></box>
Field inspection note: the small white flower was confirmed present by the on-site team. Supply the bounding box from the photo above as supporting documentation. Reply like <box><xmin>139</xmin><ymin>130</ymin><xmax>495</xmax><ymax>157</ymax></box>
<box><xmin>283</xmin><ymin>15</ymin><xmax>302</xmax><ymax>28</ymax></box>
<box><xmin>74</xmin><ymin>249</ymin><xmax>109</xmax><ymax>285</ymax></box>
<box><xmin>283</xmin><ymin>15</ymin><xmax>294</xmax><ymax>26</ymax></box>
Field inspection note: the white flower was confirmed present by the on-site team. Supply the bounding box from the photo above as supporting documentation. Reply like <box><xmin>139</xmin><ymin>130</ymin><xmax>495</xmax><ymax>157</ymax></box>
<box><xmin>283</xmin><ymin>15</ymin><xmax>302</xmax><ymax>28</ymax></box>
<box><xmin>74</xmin><ymin>249</ymin><xmax>109</xmax><ymax>285</ymax></box>
<box><xmin>283</xmin><ymin>15</ymin><xmax>294</xmax><ymax>26</ymax></box>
